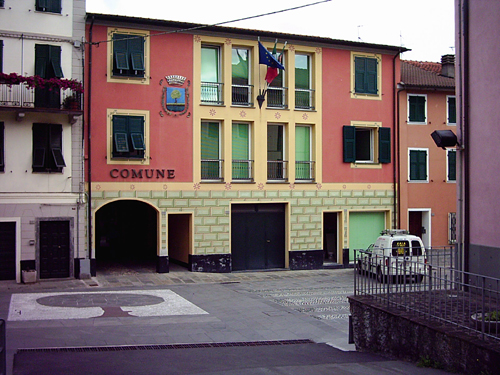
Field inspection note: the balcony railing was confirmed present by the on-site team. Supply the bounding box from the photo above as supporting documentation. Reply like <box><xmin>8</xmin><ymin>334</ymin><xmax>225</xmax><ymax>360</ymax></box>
<box><xmin>232</xmin><ymin>84</ymin><xmax>253</xmax><ymax>106</ymax></box>
<box><xmin>232</xmin><ymin>159</ymin><xmax>253</xmax><ymax>181</ymax></box>
<box><xmin>267</xmin><ymin>86</ymin><xmax>288</xmax><ymax>109</ymax></box>
<box><xmin>267</xmin><ymin>160</ymin><xmax>288</xmax><ymax>181</ymax></box>
<box><xmin>295</xmin><ymin>161</ymin><xmax>315</xmax><ymax>181</ymax></box>
<box><xmin>0</xmin><ymin>82</ymin><xmax>82</xmax><ymax>111</ymax></box>
<box><xmin>201</xmin><ymin>159</ymin><xmax>224</xmax><ymax>181</ymax></box>
<box><xmin>201</xmin><ymin>82</ymin><xmax>223</xmax><ymax>105</ymax></box>
<box><xmin>295</xmin><ymin>88</ymin><xmax>315</xmax><ymax>110</ymax></box>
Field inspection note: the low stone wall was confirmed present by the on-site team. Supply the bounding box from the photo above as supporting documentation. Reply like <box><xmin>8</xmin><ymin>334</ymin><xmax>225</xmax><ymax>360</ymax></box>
<box><xmin>348</xmin><ymin>295</ymin><xmax>500</xmax><ymax>374</ymax></box>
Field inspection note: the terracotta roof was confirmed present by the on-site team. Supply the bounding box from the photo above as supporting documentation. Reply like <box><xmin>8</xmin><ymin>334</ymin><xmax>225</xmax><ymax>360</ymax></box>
<box><xmin>401</xmin><ymin>60</ymin><xmax>455</xmax><ymax>89</ymax></box>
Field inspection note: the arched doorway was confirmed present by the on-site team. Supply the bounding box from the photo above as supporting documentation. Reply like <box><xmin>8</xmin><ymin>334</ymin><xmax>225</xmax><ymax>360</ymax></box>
<box><xmin>95</xmin><ymin>200</ymin><xmax>158</xmax><ymax>272</ymax></box>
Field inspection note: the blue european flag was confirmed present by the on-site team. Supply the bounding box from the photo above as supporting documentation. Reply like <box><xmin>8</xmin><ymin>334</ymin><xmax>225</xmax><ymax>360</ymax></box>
<box><xmin>258</xmin><ymin>41</ymin><xmax>285</xmax><ymax>70</ymax></box>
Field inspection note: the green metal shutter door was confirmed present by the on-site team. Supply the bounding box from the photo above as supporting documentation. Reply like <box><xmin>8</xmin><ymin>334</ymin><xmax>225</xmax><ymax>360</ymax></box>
<box><xmin>349</xmin><ymin>211</ymin><xmax>386</xmax><ymax>261</ymax></box>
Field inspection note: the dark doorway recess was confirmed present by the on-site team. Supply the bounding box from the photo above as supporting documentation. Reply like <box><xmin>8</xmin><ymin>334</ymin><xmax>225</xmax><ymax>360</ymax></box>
<box><xmin>95</xmin><ymin>200</ymin><xmax>157</xmax><ymax>272</ymax></box>
<box><xmin>323</xmin><ymin>213</ymin><xmax>338</xmax><ymax>263</ymax></box>
<box><xmin>0</xmin><ymin>222</ymin><xmax>16</xmax><ymax>280</ymax></box>
<box><xmin>231</xmin><ymin>203</ymin><xmax>285</xmax><ymax>271</ymax></box>
<box><xmin>39</xmin><ymin>220</ymin><xmax>70</xmax><ymax>279</ymax></box>
<box><xmin>409</xmin><ymin>211</ymin><xmax>423</xmax><ymax>239</ymax></box>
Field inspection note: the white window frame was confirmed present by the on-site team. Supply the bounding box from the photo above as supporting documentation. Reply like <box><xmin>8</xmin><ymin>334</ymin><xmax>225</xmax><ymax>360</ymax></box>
<box><xmin>447</xmin><ymin>149</ymin><xmax>457</xmax><ymax>183</ymax></box>
<box><xmin>408</xmin><ymin>148</ymin><xmax>429</xmax><ymax>183</ymax></box>
<box><xmin>407</xmin><ymin>94</ymin><xmax>427</xmax><ymax>124</ymax></box>
<box><xmin>447</xmin><ymin>95</ymin><xmax>457</xmax><ymax>125</ymax></box>
<box><xmin>355</xmin><ymin>126</ymin><xmax>375</xmax><ymax>164</ymax></box>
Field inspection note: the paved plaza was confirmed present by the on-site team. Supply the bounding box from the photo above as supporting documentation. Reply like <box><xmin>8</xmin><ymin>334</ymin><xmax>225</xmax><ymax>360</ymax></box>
<box><xmin>0</xmin><ymin>266</ymin><xmax>450</xmax><ymax>374</ymax></box>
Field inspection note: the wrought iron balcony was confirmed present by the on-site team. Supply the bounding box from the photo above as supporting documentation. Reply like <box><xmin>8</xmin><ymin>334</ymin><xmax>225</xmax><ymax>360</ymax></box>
<box><xmin>201</xmin><ymin>82</ymin><xmax>223</xmax><ymax>105</ymax></box>
<box><xmin>201</xmin><ymin>159</ymin><xmax>224</xmax><ymax>181</ymax></box>
<box><xmin>0</xmin><ymin>82</ymin><xmax>82</xmax><ymax>112</ymax></box>
<box><xmin>231</xmin><ymin>84</ymin><xmax>253</xmax><ymax>106</ymax></box>
<box><xmin>295</xmin><ymin>88</ymin><xmax>315</xmax><ymax>110</ymax></box>
<box><xmin>232</xmin><ymin>159</ymin><xmax>253</xmax><ymax>181</ymax></box>
<box><xmin>267</xmin><ymin>160</ymin><xmax>288</xmax><ymax>181</ymax></box>
<box><xmin>266</xmin><ymin>86</ymin><xmax>288</xmax><ymax>109</ymax></box>
<box><xmin>295</xmin><ymin>160</ymin><xmax>315</xmax><ymax>181</ymax></box>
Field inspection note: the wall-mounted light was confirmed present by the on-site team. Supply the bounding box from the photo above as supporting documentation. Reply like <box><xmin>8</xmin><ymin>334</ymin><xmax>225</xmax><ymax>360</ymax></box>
<box><xmin>431</xmin><ymin>130</ymin><xmax>459</xmax><ymax>150</ymax></box>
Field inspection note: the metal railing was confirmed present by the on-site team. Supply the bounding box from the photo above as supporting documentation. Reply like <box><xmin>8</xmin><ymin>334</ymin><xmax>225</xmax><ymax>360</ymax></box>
<box><xmin>295</xmin><ymin>88</ymin><xmax>315</xmax><ymax>110</ymax></box>
<box><xmin>201</xmin><ymin>82</ymin><xmax>223</xmax><ymax>105</ymax></box>
<box><xmin>267</xmin><ymin>160</ymin><xmax>288</xmax><ymax>181</ymax></box>
<box><xmin>201</xmin><ymin>159</ymin><xmax>223</xmax><ymax>181</ymax></box>
<box><xmin>295</xmin><ymin>160</ymin><xmax>315</xmax><ymax>181</ymax></box>
<box><xmin>232</xmin><ymin>159</ymin><xmax>253</xmax><ymax>181</ymax></box>
<box><xmin>267</xmin><ymin>86</ymin><xmax>287</xmax><ymax>108</ymax></box>
<box><xmin>232</xmin><ymin>84</ymin><xmax>253</xmax><ymax>106</ymax></box>
<box><xmin>354</xmin><ymin>249</ymin><xmax>500</xmax><ymax>342</ymax></box>
<box><xmin>0</xmin><ymin>82</ymin><xmax>82</xmax><ymax>110</ymax></box>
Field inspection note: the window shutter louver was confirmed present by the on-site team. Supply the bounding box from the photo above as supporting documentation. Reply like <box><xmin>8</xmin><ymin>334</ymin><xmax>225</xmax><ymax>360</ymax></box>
<box><xmin>354</xmin><ymin>57</ymin><xmax>365</xmax><ymax>93</ymax></box>
<box><xmin>50</xmin><ymin>46</ymin><xmax>63</xmax><ymax>78</ymax></box>
<box><xmin>365</xmin><ymin>58</ymin><xmax>378</xmax><ymax>94</ymax></box>
<box><xmin>448</xmin><ymin>150</ymin><xmax>456</xmax><ymax>181</ymax></box>
<box><xmin>128</xmin><ymin>116</ymin><xmax>145</xmax><ymax>151</ymax></box>
<box><xmin>113</xmin><ymin>116</ymin><xmax>129</xmax><ymax>154</ymax></box>
<box><xmin>378</xmin><ymin>127</ymin><xmax>391</xmax><ymax>163</ymax></box>
<box><xmin>343</xmin><ymin>126</ymin><xmax>356</xmax><ymax>163</ymax></box>
<box><xmin>35</xmin><ymin>45</ymin><xmax>50</xmax><ymax>77</ymax></box>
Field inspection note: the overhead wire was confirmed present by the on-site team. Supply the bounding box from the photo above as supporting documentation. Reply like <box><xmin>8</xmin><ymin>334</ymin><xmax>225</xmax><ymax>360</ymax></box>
<box><xmin>87</xmin><ymin>0</ymin><xmax>332</xmax><ymax>46</ymax></box>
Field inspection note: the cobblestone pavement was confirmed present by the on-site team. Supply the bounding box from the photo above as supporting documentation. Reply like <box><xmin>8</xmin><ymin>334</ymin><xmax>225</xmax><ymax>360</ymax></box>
<box><xmin>0</xmin><ymin>266</ymin><xmax>450</xmax><ymax>375</ymax></box>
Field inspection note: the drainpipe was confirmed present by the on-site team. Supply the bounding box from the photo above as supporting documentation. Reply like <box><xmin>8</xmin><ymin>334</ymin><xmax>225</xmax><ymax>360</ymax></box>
<box><xmin>392</xmin><ymin>51</ymin><xmax>401</xmax><ymax>229</ymax></box>
<box><xmin>87</xmin><ymin>16</ymin><xmax>95</xmax><ymax>276</ymax></box>
<box><xmin>458</xmin><ymin>0</ymin><xmax>470</xmax><ymax>273</ymax></box>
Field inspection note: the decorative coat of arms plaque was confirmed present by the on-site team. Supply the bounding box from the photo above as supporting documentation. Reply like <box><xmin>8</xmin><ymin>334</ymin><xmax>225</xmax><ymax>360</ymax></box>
<box><xmin>160</xmin><ymin>75</ymin><xmax>190</xmax><ymax>117</ymax></box>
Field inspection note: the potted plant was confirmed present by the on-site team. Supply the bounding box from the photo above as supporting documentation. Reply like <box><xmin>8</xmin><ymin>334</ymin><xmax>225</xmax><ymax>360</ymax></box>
<box><xmin>471</xmin><ymin>310</ymin><xmax>500</xmax><ymax>333</ymax></box>
<box><xmin>62</xmin><ymin>94</ymin><xmax>79</xmax><ymax>110</ymax></box>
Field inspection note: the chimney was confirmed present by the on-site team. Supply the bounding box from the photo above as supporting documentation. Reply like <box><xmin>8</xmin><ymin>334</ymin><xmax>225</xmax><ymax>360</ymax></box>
<box><xmin>441</xmin><ymin>54</ymin><xmax>455</xmax><ymax>78</ymax></box>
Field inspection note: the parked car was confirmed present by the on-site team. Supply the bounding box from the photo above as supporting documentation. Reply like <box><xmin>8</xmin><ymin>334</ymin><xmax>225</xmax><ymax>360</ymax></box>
<box><xmin>357</xmin><ymin>229</ymin><xmax>427</xmax><ymax>283</ymax></box>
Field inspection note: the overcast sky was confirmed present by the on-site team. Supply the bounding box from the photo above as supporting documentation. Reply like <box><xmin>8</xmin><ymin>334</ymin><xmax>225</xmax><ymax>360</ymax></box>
<box><xmin>86</xmin><ymin>0</ymin><xmax>455</xmax><ymax>62</ymax></box>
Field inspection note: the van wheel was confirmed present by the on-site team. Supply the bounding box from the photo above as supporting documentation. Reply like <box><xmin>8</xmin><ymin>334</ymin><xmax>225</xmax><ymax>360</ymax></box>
<box><xmin>376</xmin><ymin>268</ymin><xmax>385</xmax><ymax>283</ymax></box>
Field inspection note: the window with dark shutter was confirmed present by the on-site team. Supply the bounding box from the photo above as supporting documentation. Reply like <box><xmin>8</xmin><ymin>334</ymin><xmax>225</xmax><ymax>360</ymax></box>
<box><xmin>112</xmin><ymin>115</ymin><xmax>145</xmax><ymax>159</ymax></box>
<box><xmin>354</xmin><ymin>57</ymin><xmax>378</xmax><ymax>95</ymax></box>
<box><xmin>343</xmin><ymin>126</ymin><xmax>356</xmax><ymax>163</ymax></box>
<box><xmin>408</xmin><ymin>95</ymin><xmax>426</xmax><ymax>123</ymax></box>
<box><xmin>448</xmin><ymin>96</ymin><xmax>457</xmax><ymax>124</ymax></box>
<box><xmin>32</xmin><ymin>123</ymin><xmax>65</xmax><ymax>173</ymax></box>
<box><xmin>378</xmin><ymin>127</ymin><xmax>391</xmax><ymax>163</ymax></box>
<box><xmin>0</xmin><ymin>40</ymin><xmax>3</xmax><ymax>73</ymax></box>
<box><xmin>35</xmin><ymin>45</ymin><xmax>63</xmax><ymax>108</ymax></box>
<box><xmin>112</xmin><ymin>33</ymin><xmax>145</xmax><ymax>77</ymax></box>
<box><xmin>36</xmin><ymin>0</ymin><xmax>61</xmax><ymax>13</ymax></box>
<box><xmin>448</xmin><ymin>150</ymin><xmax>456</xmax><ymax>181</ymax></box>
<box><xmin>409</xmin><ymin>150</ymin><xmax>427</xmax><ymax>181</ymax></box>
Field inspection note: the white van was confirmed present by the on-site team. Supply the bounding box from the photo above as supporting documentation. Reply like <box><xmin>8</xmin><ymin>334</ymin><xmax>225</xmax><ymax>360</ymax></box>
<box><xmin>357</xmin><ymin>229</ymin><xmax>427</xmax><ymax>283</ymax></box>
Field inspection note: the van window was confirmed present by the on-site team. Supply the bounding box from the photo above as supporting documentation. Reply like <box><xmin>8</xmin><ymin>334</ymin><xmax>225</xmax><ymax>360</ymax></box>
<box><xmin>392</xmin><ymin>240</ymin><xmax>410</xmax><ymax>256</ymax></box>
<box><xmin>412</xmin><ymin>240</ymin><xmax>423</xmax><ymax>256</ymax></box>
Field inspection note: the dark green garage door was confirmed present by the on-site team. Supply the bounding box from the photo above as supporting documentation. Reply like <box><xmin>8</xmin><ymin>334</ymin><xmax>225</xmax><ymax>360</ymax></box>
<box><xmin>231</xmin><ymin>204</ymin><xmax>285</xmax><ymax>271</ymax></box>
<box><xmin>0</xmin><ymin>222</ymin><xmax>16</xmax><ymax>280</ymax></box>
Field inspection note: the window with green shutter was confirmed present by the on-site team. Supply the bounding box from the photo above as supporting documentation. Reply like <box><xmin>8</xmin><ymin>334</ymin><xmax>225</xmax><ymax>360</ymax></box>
<box><xmin>409</xmin><ymin>149</ymin><xmax>428</xmax><ymax>181</ymax></box>
<box><xmin>112</xmin><ymin>33</ymin><xmax>145</xmax><ymax>77</ymax></box>
<box><xmin>295</xmin><ymin>125</ymin><xmax>312</xmax><ymax>180</ymax></box>
<box><xmin>35</xmin><ymin>44</ymin><xmax>63</xmax><ymax>108</ymax></box>
<box><xmin>343</xmin><ymin>125</ymin><xmax>390</xmax><ymax>164</ymax></box>
<box><xmin>32</xmin><ymin>123</ymin><xmax>65</xmax><ymax>173</ymax></box>
<box><xmin>36</xmin><ymin>0</ymin><xmax>61</xmax><ymax>13</ymax></box>
<box><xmin>354</xmin><ymin>56</ymin><xmax>378</xmax><ymax>95</ymax></box>
<box><xmin>448</xmin><ymin>96</ymin><xmax>456</xmax><ymax>124</ymax></box>
<box><xmin>112</xmin><ymin>115</ymin><xmax>145</xmax><ymax>159</ymax></box>
<box><xmin>201</xmin><ymin>122</ymin><xmax>222</xmax><ymax>180</ymax></box>
<box><xmin>0</xmin><ymin>40</ymin><xmax>3</xmax><ymax>73</ymax></box>
<box><xmin>408</xmin><ymin>95</ymin><xmax>427</xmax><ymax>123</ymax></box>
<box><xmin>232</xmin><ymin>123</ymin><xmax>251</xmax><ymax>180</ymax></box>
<box><xmin>447</xmin><ymin>149</ymin><xmax>456</xmax><ymax>181</ymax></box>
